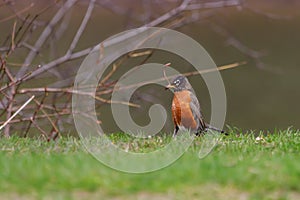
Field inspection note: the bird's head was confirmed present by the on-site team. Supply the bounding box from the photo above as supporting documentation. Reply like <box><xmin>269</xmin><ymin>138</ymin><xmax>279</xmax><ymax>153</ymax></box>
<box><xmin>166</xmin><ymin>75</ymin><xmax>192</xmax><ymax>92</ymax></box>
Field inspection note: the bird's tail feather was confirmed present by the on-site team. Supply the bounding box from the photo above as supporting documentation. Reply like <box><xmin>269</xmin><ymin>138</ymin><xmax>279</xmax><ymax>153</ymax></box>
<box><xmin>205</xmin><ymin>124</ymin><xmax>227</xmax><ymax>135</ymax></box>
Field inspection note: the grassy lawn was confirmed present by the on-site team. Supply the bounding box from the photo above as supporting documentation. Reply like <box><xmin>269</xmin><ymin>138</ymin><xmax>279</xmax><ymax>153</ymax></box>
<box><xmin>0</xmin><ymin>128</ymin><xmax>299</xmax><ymax>200</ymax></box>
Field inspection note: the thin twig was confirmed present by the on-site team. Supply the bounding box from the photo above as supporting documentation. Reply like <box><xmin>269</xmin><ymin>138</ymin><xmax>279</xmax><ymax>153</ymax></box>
<box><xmin>129</xmin><ymin>50</ymin><xmax>152</xmax><ymax>58</ymax></box>
<box><xmin>0</xmin><ymin>109</ymin><xmax>98</xmax><ymax>126</ymax></box>
<box><xmin>0</xmin><ymin>95</ymin><xmax>35</xmax><ymax>131</ymax></box>
<box><xmin>11</xmin><ymin>21</ymin><xmax>17</xmax><ymax>50</ymax></box>
<box><xmin>32</xmin><ymin>97</ymin><xmax>59</xmax><ymax>134</ymax></box>
<box><xmin>0</xmin><ymin>62</ymin><xmax>44</xmax><ymax>92</ymax></box>
<box><xmin>98</xmin><ymin>61</ymin><xmax>247</xmax><ymax>95</ymax></box>
<box><xmin>30</xmin><ymin>119</ymin><xmax>48</xmax><ymax>137</ymax></box>
<box><xmin>24</xmin><ymin>94</ymin><xmax>47</xmax><ymax>137</ymax></box>
<box><xmin>99</xmin><ymin>63</ymin><xmax>117</xmax><ymax>86</ymax></box>
<box><xmin>163</xmin><ymin>62</ymin><xmax>172</xmax><ymax>85</ymax></box>
<box><xmin>18</xmin><ymin>87</ymin><xmax>140</xmax><ymax>108</ymax></box>
<box><xmin>0</xmin><ymin>3</ymin><xmax>34</xmax><ymax>23</ymax></box>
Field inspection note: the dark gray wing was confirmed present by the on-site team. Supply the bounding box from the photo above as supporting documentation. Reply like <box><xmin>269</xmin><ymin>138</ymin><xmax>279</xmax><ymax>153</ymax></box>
<box><xmin>189</xmin><ymin>92</ymin><xmax>206</xmax><ymax>132</ymax></box>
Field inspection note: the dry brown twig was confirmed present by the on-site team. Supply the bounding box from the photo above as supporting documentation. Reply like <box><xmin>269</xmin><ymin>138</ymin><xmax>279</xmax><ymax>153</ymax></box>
<box><xmin>96</xmin><ymin>61</ymin><xmax>247</xmax><ymax>96</ymax></box>
<box><xmin>163</xmin><ymin>62</ymin><xmax>172</xmax><ymax>86</ymax></box>
<box><xmin>0</xmin><ymin>3</ymin><xmax>34</xmax><ymax>23</ymax></box>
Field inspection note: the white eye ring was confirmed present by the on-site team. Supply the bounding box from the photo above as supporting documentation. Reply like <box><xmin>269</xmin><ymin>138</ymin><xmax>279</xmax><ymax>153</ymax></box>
<box><xmin>174</xmin><ymin>80</ymin><xmax>180</xmax><ymax>86</ymax></box>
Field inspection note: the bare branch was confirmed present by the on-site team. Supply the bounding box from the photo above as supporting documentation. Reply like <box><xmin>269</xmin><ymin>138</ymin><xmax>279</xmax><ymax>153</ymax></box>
<box><xmin>18</xmin><ymin>0</ymin><xmax>78</xmax><ymax>78</ymax></box>
<box><xmin>210</xmin><ymin>22</ymin><xmax>266</xmax><ymax>68</ymax></box>
<box><xmin>66</xmin><ymin>0</ymin><xmax>95</xmax><ymax>56</ymax></box>
<box><xmin>144</xmin><ymin>0</ymin><xmax>192</xmax><ymax>27</ymax></box>
<box><xmin>244</xmin><ymin>4</ymin><xmax>291</xmax><ymax>20</ymax></box>
<box><xmin>185</xmin><ymin>0</ymin><xmax>242</xmax><ymax>10</ymax></box>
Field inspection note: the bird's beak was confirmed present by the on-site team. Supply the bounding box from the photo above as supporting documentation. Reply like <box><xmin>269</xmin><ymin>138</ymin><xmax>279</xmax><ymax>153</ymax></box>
<box><xmin>165</xmin><ymin>84</ymin><xmax>175</xmax><ymax>90</ymax></box>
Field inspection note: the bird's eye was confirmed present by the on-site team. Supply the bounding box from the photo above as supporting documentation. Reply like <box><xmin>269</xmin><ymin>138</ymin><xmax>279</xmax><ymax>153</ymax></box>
<box><xmin>174</xmin><ymin>80</ymin><xmax>180</xmax><ymax>86</ymax></box>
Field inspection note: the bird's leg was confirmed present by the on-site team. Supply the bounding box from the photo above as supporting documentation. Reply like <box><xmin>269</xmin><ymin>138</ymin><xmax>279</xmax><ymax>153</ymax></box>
<box><xmin>195</xmin><ymin>129</ymin><xmax>205</xmax><ymax>136</ymax></box>
<box><xmin>172</xmin><ymin>126</ymin><xmax>179</xmax><ymax>137</ymax></box>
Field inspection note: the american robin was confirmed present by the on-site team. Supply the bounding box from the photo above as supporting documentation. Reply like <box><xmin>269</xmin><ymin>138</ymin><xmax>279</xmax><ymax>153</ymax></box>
<box><xmin>166</xmin><ymin>75</ymin><xmax>224</xmax><ymax>137</ymax></box>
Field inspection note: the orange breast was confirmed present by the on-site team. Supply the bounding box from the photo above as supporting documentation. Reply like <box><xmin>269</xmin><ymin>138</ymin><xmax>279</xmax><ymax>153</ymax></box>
<box><xmin>171</xmin><ymin>91</ymin><xmax>198</xmax><ymax>130</ymax></box>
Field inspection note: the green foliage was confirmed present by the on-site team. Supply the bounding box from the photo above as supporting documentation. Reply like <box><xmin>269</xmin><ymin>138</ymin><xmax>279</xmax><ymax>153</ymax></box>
<box><xmin>0</xmin><ymin>129</ymin><xmax>299</xmax><ymax>199</ymax></box>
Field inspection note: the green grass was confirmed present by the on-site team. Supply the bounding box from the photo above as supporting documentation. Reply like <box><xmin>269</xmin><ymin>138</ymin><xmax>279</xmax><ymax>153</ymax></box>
<box><xmin>0</xmin><ymin>128</ymin><xmax>299</xmax><ymax>200</ymax></box>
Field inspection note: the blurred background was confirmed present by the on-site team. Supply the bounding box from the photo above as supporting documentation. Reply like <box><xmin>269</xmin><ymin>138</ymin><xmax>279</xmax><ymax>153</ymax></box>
<box><xmin>0</xmin><ymin>0</ymin><xmax>300</xmax><ymax>138</ymax></box>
